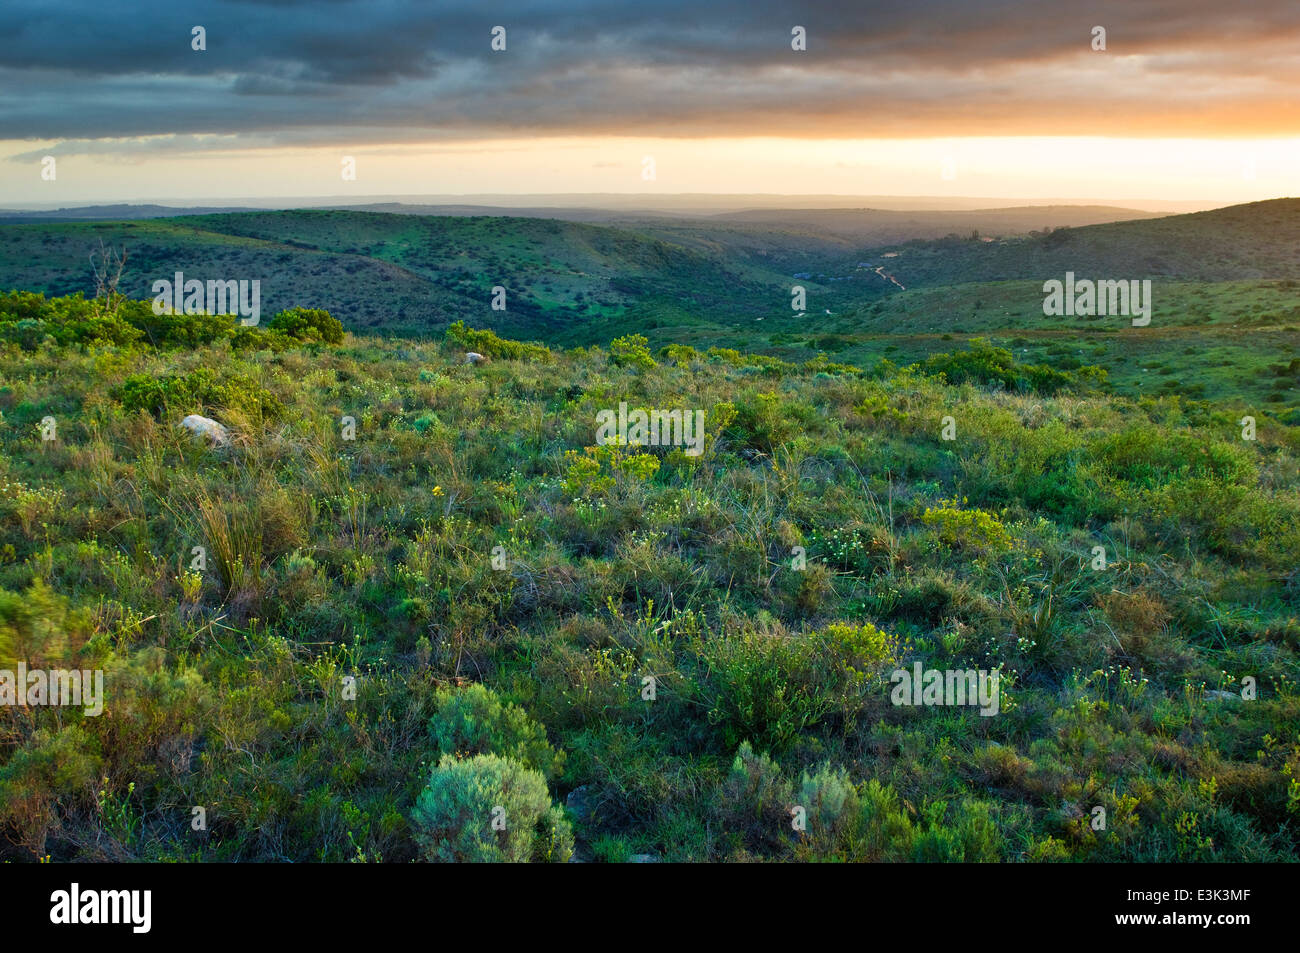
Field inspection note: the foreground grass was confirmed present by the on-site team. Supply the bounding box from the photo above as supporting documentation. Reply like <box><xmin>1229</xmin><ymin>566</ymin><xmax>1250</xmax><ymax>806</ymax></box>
<box><xmin>1</xmin><ymin>310</ymin><xmax>1298</xmax><ymax>861</ymax></box>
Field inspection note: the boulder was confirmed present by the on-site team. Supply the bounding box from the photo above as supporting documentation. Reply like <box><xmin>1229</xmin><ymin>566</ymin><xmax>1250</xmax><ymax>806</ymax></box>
<box><xmin>1204</xmin><ymin>689</ymin><xmax>1240</xmax><ymax>703</ymax></box>
<box><xmin>179</xmin><ymin>414</ymin><xmax>230</xmax><ymax>447</ymax></box>
<box><xmin>565</xmin><ymin>785</ymin><xmax>593</xmax><ymax>823</ymax></box>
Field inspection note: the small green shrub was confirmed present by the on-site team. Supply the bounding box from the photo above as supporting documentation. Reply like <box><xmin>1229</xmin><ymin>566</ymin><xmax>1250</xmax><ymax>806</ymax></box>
<box><xmin>610</xmin><ymin>333</ymin><xmax>657</xmax><ymax>369</ymax></box>
<box><xmin>797</xmin><ymin>762</ymin><xmax>861</xmax><ymax>849</ymax></box>
<box><xmin>920</xmin><ymin>498</ymin><xmax>1015</xmax><ymax>554</ymax></box>
<box><xmin>117</xmin><ymin>367</ymin><xmax>281</xmax><ymax>420</ymax></box>
<box><xmin>410</xmin><ymin>753</ymin><xmax>572</xmax><ymax>863</ymax></box>
<box><xmin>445</xmin><ymin>321</ymin><xmax>551</xmax><ymax>361</ymax></box>
<box><xmin>429</xmin><ymin>683</ymin><xmax>564</xmax><ymax>780</ymax></box>
<box><xmin>268</xmin><ymin>307</ymin><xmax>344</xmax><ymax>344</ymax></box>
<box><xmin>230</xmin><ymin>326</ymin><xmax>293</xmax><ymax>352</ymax></box>
<box><xmin>701</xmin><ymin>628</ymin><xmax>834</xmax><ymax>752</ymax></box>
<box><xmin>722</xmin><ymin>742</ymin><xmax>795</xmax><ymax>851</ymax></box>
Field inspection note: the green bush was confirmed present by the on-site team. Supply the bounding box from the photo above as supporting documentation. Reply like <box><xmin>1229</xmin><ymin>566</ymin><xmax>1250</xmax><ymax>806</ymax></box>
<box><xmin>922</xmin><ymin>338</ymin><xmax>1020</xmax><ymax>389</ymax></box>
<box><xmin>268</xmin><ymin>307</ymin><xmax>345</xmax><ymax>344</ymax></box>
<box><xmin>117</xmin><ymin>367</ymin><xmax>282</xmax><ymax>420</ymax></box>
<box><xmin>727</xmin><ymin>391</ymin><xmax>797</xmax><ymax>453</ymax></box>
<box><xmin>701</xmin><ymin>628</ymin><xmax>834</xmax><ymax>753</ymax></box>
<box><xmin>128</xmin><ymin>300</ymin><xmax>235</xmax><ymax>348</ymax></box>
<box><xmin>230</xmin><ymin>326</ymin><xmax>293</xmax><ymax>352</ymax></box>
<box><xmin>857</xmin><ymin>779</ymin><xmax>918</xmax><ymax>859</ymax></box>
<box><xmin>610</xmin><ymin>333</ymin><xmax>656</xmax><ymax>370</ymax></box>
<box><xmin>0</xmin><ymin>578</ymin><xmax>93</xmax><ymax>668</ymax></box>
<box><xmin>410</xmin><ymin>753</ymin><xmax>572</xmax><ymax>863</ymax></box>
<box><xmin>428</xmin><ymin>683</ymin><xmax>564</xmax><ymax>780</ymax></box>
<box><xmin>445</xmin><ymin>321</ymin><xmax>551</xmax><ymax>361</ymax></box>
<box><xmin>722</xmin><ymin>741</ymin><xmax>795</xmax><ymax>851</ymax></box>
<box><xmin>659</xmin><ymin>343</ymin><xmax>699</xmax><ymax>365</ymax></box>
<box><xmin>0</xmin><ymin>291</ymin><xmax>143</xmax><ymax>349</ymax></box>
<box><xmin>920</xmin><ymin>338</ymin><xmax>1104</xmax><ymax>394</ymax></box>
<box><xmin>0</xmin><ymin>725</ymin><xmax>103</xmax><ymax>857</ymax></box>
<box><xmin>0</xmin><ymin>291</ymin><xmax>352</xmax><ymax>351</ymax></box>
<box><xmin>797</xmin><ymin>762</ymin><xmax>861</xmax><ymax>850</ymax></box>
<box><xmin>910</xmin><ymin>800</ymin><xmax>1003</xmax><ymax>862</ymax></box>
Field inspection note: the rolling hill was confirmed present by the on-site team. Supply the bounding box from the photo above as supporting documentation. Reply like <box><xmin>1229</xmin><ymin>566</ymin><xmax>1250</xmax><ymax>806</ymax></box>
<box><xmin>0</xmin><ymin>201</ymin><xmax>1178</xmax><ymax>340</ymax></box>
<box><xmin>0</xmin><ymin>200</ymin><xmax>1296</xmax><ymax>415</ymax></box>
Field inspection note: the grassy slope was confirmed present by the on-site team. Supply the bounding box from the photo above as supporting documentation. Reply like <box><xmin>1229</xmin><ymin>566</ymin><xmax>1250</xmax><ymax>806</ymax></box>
<box><xmin>0</xmin><ymin>199</ymin><xmax>1242</xmax><ymax>344</ymax></box>
<box><xmin>0</xmin><ymin>211</ymin><xmax>820</xmax><ymax>339</ymax></box>
<box><xmin>1</xmin><ymin>199</ymin><xmax>1298</xmax><ymax>861</ymax></box>
<box><xmin>834</xmin><ymin>199</ymin><xmax>1300</xmax><ymax>288</ymax></box>
<box><xmin>0</xmin><ymin>322</ymin><xmax>1297</xmax><ymax>862</ymax></box>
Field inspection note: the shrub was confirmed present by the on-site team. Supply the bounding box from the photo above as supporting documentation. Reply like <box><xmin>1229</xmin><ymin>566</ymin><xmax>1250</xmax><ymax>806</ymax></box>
<box><xmin>659</xmin><ymin>343</ymin><xmax>698</xmax><ymax>365</ymax></box>
<box><xmin>728</xmin><ymin>391</ymin><xmax>796</xmax><ymax>453</ymax></box>
<box><xmin>230</xmin><ymin>326</ymin><xmax>293</xmax><ymax>352</ymax></box>
<box><xmin>117</xmin><ymin>368</ymin><xmax>281</xmax><ymax>420</ymax></box>
<box><xmin>722</xmin><ymin>742</ymin><xmax>795</xmax><ymax>851</ymax></box>
<box><xmin>0</xmin><ymin>291</ymin><xmax>143</xmax><ymax>349</ymax></box>
<box><xmin>910</xmin><ymin>800</ymin><xmax>1003</xmax><ymax>862</ymax></box>
<box><xmin>821</xmin><ymin>621</ymin><xmax>901</xmax><ymax>684</ymax></box>
<box><xmin>428</xmin><ymin>683</ymin><xmax>564</xmax><ymax>780</ymax></box>
<box><xmin>445</xmin><ymin>321</ymin><xmax>551</xmax><ymax>361</ymax></box>
<box><xmin>922</xmin><ymin>338</ymin><xmax>1020</xmax><ymax>390</ymax></box>
<box><xmin>562</xmin><ymin>444</ymin><xmax>659</xmax><ymax>496</ymax></box>
<box><xmin>610</xmin><ymin>333</ymin><xmax>657</xmax><ymax>369</ymax></box>
<box><xmin>858</xmin><ymin>778</ymin><xmax>917</xmax><ymax>859</ymax></box>
<box><xmin>410</xmin><ymin>753</ymin><xmax>572</xmax><ymax>863</ymax></box>
<box><xmin>920</xmin><ymin>498</ymin><xmax>1015</xmax><ymax>554</ymax></box>
<box><xmin>0</xmin><ymin>317</ymin><xmax>53</xmax><ymax>350</ymax></box>
<box><xmin>0</xmin><ymin>480</ymin><xmax>64</xmax><ymax>538</ymax></box>
<box><xmin>0</xmin><ymin>291</ymin><xmax>353</xmax><ymax>351</ymax></box>
<box><xmin>268</xmin><ymin>307</ymin><xmax>344</xmax><ymax>344</ymax></box>
<box><xmin>0</xmin><ymin>578</ymin><xmax>93</xmax><ymax>668</ymax></box>
<box><xmin>0</xmin><ymin>725</ymin><xmax>102</xmax><ymax>857</ymax></box>
<box><xmin>797</xmin><ymin>762</ymin><xmax>861</xmax><ymax>849</ymax></box>
<box><xmin>128</xmin><ymin>300</ymin><xmax>234</xmax><ymax>347</ymax></box>
<box><xmin>701</xmin><ymin>628</ymin><xmax>835</xmax><ymax>752</ymax></box>
<box><xmin>920</xmin><ymin>338</ymin><xmax>1103</xmax><ymax>394</ymax></box>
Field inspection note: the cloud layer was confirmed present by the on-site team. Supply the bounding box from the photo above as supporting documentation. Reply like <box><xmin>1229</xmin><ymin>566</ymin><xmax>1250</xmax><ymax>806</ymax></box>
<box><xmin>2</xmin><ymin>0</ymin><xmax>1298</xmax><ymax>151</ymax></box>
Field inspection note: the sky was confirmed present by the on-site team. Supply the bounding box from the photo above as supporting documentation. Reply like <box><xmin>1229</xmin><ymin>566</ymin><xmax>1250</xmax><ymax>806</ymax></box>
<box><xmin>1</xmin><ymin>0</ymin><xmax>1298</xmax><ymax>206</ymax></box>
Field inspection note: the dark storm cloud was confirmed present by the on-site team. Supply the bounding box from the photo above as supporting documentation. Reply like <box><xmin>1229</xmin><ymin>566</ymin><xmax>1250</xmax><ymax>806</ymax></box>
<box><xmin>1</xmin><ymin>0</ymin><xmax>1298</xmax><ymax>148</ymax></box>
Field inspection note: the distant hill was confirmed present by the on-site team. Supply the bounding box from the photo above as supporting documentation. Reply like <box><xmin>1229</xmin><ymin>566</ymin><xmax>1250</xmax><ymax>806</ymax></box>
<box><xmin>709</xmin><ymin>204</ymin><xmax>1160</xmax><ymax>234</ymax></box>
<box><xmin>0</xmin><ymin>199</ymin><xmax>1296</xmax><ymax>342</ymax></box>
<box><xmin>3</xmin><ymin>193</ymin><xmax>1216</xmax><ymax>215</ymax></box>
<box><xmin>614</xmin><ymin>205</ymin><xmax>1160</xmax><ymax>274</ymax></box>
<box><xmin>848</xmin><ymin>198</ymin><xmax>1300</xmax><ymax>287</ymax></box>
<box><xmin>0</xmin><ymin>204</ymin><xmax>260</xmax><ymax>223</ymax></box>
<box><xmin>0</xmin><ymin>210</ymin><xmax>811</xmax><ymax>338</ymax></box>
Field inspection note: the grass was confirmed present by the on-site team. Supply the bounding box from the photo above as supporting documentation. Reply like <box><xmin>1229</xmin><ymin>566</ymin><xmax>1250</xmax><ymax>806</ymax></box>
<box><xmin>0</xmin><ymin>293</ymin><xmax>1296</xmax><ymax>861</ymax></box>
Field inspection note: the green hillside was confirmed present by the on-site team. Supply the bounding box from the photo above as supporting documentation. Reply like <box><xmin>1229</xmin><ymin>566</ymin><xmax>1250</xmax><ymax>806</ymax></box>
<box><xmin>5</xmin><ymin>200</ymin><xmax>1278</xmax><ymax>347</ymax></box>
<box><xmin>0</xmin><ymin>292</ymin><xmax>1296</xmax><ymax>862</ymax></box>
<box><xmin>839</xmin><ymin>199</ymin><xmax>1300</xmax><ymax>289</ymax></box>
<box><xmin>1</xmin><ymin>199</ymin><xmax>1298</xmax><ymax>862</ymax></box>
<box><xmin>0</xmin><ymin>210</ymin><xmax>856</xmax><ymax>339</ymax></box>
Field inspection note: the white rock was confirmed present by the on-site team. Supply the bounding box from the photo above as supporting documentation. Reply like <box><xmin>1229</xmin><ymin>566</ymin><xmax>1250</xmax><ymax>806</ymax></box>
<box><xmin>464</xmin><ymin>352</ymin><xmax>489</xmax><ymax>365</ymax></box>
<box><xmin>1204</xmin><ymin>690</ymin><xmax>1240</xmax><ymax>702</ymax></box>
<box><xmin>179</xmin><ymin>414</ymin><xmax>230</xmax><ymax>446</ymax></box>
